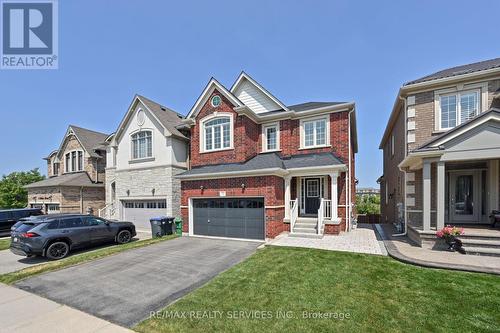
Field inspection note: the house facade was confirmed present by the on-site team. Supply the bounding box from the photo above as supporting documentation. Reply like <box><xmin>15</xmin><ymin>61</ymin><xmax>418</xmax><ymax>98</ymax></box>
<box><xmin>178</xmin><ymin>73</ymin><xmax>357</xmax><ymax>240</ymax></box>
<box><xmin>25</xmin><ymin>125</ymin><xmax>108</xmax><ymax>214</ymax></box>
<box><xmin>380</xmin><ymin>58</ymin><xmax>500</xmax><ymax>247</ymax></box>
<box><xmin>103</xmin><ymin>95</ymin><xmax>189</xmax><ymax>230</ymax></box>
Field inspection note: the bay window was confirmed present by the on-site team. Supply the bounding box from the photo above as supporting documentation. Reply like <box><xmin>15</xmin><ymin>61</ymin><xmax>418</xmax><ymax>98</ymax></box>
<box><xmin>301</xmin><ymin>117</ymin><xmax>329</xmax><ymax>148</ymax></box>
<box><xmin>439</xmin><ymin>90</ymin><xmax>479</xmax><ymax>130</ymax></box>
<box><xmin>202</xmin><ymin>116</ymin><xmax>232</xmax><ymax>152</ymax></box>
<box><xmin>131</xmin><ymin>130</ymin><xmax>153</xmax><ymax>160</ymax></box>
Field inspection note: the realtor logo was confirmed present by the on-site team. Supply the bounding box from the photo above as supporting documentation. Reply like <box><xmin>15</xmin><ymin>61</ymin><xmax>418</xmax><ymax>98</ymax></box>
<box><xmin>1</xmin><ymin>0</ymin><xmax>58</xmax><ymax>69</ymax></box>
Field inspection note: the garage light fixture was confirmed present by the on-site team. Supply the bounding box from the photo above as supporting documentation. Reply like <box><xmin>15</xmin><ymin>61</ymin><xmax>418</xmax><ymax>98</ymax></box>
<box><xmin>152</xmin><ymin>188</ymin><xmax>155</xmax><ymax>196</ymax></box>
<box><xmin>126</xmin><ymin>190</ymin><xmax>130</xmax><ymax>196</ymax></box>
<box><xmin>241</xmin><ymin>183</ymin><xmax>246</xmax><ymax>189</ymax></box>
<box><xmin>200</xmin><ymin>185</ymin><xmax>204</xmax><ymax>190</ymax></box>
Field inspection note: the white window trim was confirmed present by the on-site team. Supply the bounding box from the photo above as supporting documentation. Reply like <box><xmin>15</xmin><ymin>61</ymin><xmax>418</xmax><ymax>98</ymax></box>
<box><xmin>130</xmin><ymin>129</ymin><xmax>154</xmax><ymax>161</ymax></box>
<box><xmin>64</xmin><ymin>149</ymin><xmax>84</xmax><ymax>173</ymax></box>
<box><xmin>299</xmin><ymin>115</ymin><xmax>330</xmax><ymax>149</ymax></box>
<box><xmin>262</xmin><ymin>122</ymin><xmax>280</xmax><ymax>152</ymax></box>
<box><xmin>434</xmin><ymin>82</ymin><xmax>488</xmax><ymax>131</ymax></box>
<box><xmin>199</xmin><ymin>112</ymin><xmax>234</xmax><ymax>153</ymax></box>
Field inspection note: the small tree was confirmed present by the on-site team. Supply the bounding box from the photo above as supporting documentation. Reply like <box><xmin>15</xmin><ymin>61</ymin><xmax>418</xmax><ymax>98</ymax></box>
<box><xmin>0</xmin><ymin>168</ymin><xmax>45</xmax><ymax>209</ymax></box>
<box><xmin>356</xmin><ymin>194</ymin><xmax>380</xmax><ymax>215</ymax></box>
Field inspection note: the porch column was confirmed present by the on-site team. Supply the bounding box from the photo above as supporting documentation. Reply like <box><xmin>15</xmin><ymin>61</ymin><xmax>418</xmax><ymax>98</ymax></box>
<box><xmin>422</xmin><ymin>160</ymin><xmax>431</xmax><ymax>231</ymax></box>
<box><xmin>284</xmin><ymin>175</ymin><xmax>292</xmax><ymax>222</ymax></box>
<box><xmin>330</xmin><ymin>172</ymin><xmax>339</xmax><ymax>221</ymax></box>
<box><xmin>436</xmin><ymin>161</ymin><xmax>445</xmax><ymax>230</ymax></box>
<box><xmin>489</xmin><ymin>160</ymin><xmax>499</xmax><ymax>211</ymax></box>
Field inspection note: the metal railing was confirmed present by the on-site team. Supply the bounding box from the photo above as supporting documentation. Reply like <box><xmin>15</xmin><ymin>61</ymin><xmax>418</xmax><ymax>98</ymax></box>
<box><xmin>290</xmin><ymin>199</ymin><xmax>298</xmax><ymax>231</ymax></box>
<box><xmin>98</xmin><ymin>203</ymin><xmax>115</xmax><ymax>218</ymax></box>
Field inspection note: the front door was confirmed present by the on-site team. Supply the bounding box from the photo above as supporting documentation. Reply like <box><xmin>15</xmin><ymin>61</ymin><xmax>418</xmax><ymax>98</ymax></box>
<box><xmin>305</xmin><ymin>178</ymin><xmax>321</xmax><ymax>214</ymax></box>
<box><xmin>450</xmin><ymin>171</ymin><xmax>480</xmax><ymax>223</ymax></box>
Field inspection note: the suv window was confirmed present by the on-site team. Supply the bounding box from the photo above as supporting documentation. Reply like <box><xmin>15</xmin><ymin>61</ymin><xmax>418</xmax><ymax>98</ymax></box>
<box><xmin>84</xmin><ymin>216</ymin><xmax>107</xmax><ymax>226</ymax></box>
<box><xmin>46</xmin><ymin>220</ymin><xmax>60</xmax><ymax>229</ymax></box>
<box><xmin>0</xmin><ymin>212</ymin><xmax>11</xmax><ymax>221</ymax></box>
<box><xmin>16</xmin><ymin>223</ymin><xmax>35</xmax><ymax>233</ymax></box>
<box><xmin>59</xmin><ymin>217</ymin><xmax>85</xmax><ymax>228</ymax></box>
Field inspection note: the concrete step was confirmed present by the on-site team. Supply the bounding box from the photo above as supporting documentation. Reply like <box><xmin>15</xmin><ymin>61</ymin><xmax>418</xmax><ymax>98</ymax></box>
<box><xmin>458</xmin><ymin>238</ymin><xmax>500</xmax><ymax>249</ymax></box>
<box><xmin>293</xmin><ymin>227</ymin><xmax>317</xmax><ymax>234</ymax></box>
<box><xmin>289</xmin><ymin>232</ymin><xmax>323</xmax><ymax>239</ymax></box>
<box><xmin>462</xmin><ymin>246</ymin><xmax>500</xmax><ymax>257</ymax></box>
<box><xmin>294</xmin><ymin>222</ymin><xmax>317</xmax><ymax>228</ymax></box>
<box><xmin>456</xmin><ymin>233</ymin><xmax>500</xmax><ymax>241</ymax></box>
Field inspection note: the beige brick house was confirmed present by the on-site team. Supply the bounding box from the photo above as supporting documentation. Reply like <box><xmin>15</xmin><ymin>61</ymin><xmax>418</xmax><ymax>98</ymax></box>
<box><xmin>25</xmin><ymin>125</ymin><xmax>108</xmax><ymax>214</ymax></box>
<box><xmin>379</xmin><ymin>57</ymin><xmax>500</xmax><ymax>248</ymax></box>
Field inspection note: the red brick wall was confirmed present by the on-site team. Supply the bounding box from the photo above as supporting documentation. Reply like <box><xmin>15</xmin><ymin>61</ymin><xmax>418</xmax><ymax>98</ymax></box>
<box><xmin>190</xmin><ymin>89</ymin><xmax>260</xmax><ymax>167</ymax></box>
<box><xmin>181</xmin><ymin>176</ymin><xmax>287</xmax><ymax>238</ymax></box>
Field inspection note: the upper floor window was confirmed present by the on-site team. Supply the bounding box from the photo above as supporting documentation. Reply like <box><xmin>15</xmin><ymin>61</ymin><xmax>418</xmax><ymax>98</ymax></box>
<box><xmin>131</xmin><ymin>130</ymin><xmax>152</xmax><ymax>160</ymax></box>
<box><xmin>52</xmin><ymin>162</ymin><xmax>59</xmax><ymax>176</ymax></box>
<box><xmin>262</xmin><ymin>123</ymin><xmax>279</xmax><ymax>152</ymax></box>
<box><xmin>65</xmin><ymin>150</ymin><xmax>83</xmax><ymax>173</ymax></box>
<box><xmin>438</xmin><ymin>89</ymin><xmax>480</xmax><ymax>130</ymax></box>
<box><xmin>301</xmin><ymin>117</ymin><xmax>329</xmax><ymax>149</ymax></box>
<box><xmin>202</xmin><ymin>115</ymin><xmax>232</xmax><ymax>152</ymax></box>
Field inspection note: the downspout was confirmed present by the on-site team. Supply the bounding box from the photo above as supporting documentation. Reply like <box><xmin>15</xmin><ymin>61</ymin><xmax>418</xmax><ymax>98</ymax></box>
<box><xmin>80</xmin><ymin>186</ymin><xmax>84</xmax><ymax>214</ymax></box>
<box><xmin>346</xmin><ymin>108</ymin><xmax>353</xmax><ymax>232</ymax></box>
<box><xmin>392</xmin><ymin>94</ymin><xmax>408</xmax><ymax>237</ymax></box>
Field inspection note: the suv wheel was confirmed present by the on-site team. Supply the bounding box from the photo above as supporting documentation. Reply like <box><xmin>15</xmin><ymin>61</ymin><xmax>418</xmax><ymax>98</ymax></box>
<box><xmin>46</xmin><ymin>241</ymin><xmax>69</xmax><ymax>260</ymax></box>
<box><xmin>116</xmin><ymin>230</ymin><xmax>132</xmax><ymax>244</ymax></box>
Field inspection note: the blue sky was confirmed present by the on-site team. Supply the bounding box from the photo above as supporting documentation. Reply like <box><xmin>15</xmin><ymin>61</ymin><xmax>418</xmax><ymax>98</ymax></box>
<box><xmin>1</xmin><ymin>0</ymin><xmax>500</xmax><ymax>187</ymax></box>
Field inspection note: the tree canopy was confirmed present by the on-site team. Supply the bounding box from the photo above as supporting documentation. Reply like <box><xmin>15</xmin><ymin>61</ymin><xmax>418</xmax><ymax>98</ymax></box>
<box><xmin>356</xmin><ymin>194</ymin><xmax>380</xmax><ymax>215</ymax></box>
<box><xmin>0</xmin><ymin>169</ymin><xmax>45</xmax><ymax>209</ymax></box>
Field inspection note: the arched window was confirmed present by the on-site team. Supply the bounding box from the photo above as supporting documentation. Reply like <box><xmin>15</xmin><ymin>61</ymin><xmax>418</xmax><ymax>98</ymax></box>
<box><xmin>131</xmin><ymin>130</ymin><xmax>152</xmax><ymax>159</ymax></box>
<box><xmin>203</xmin><ymin>116</ymin><xmax>231</xmax><ymax>152</ymax></box>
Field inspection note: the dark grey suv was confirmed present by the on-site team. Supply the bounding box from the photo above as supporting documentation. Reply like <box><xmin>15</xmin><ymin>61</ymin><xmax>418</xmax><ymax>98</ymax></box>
<box><xmin>10</xmin><ymin>214</ymin><xmax>136</xmax><ymax>260</ymax></box>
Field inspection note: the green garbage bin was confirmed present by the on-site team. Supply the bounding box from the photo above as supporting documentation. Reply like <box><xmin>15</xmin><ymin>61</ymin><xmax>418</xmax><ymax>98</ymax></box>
<box><xmin>174</xmin><ymin>218</ymin><xmax>183</xmax><ymax>236</ymax></box>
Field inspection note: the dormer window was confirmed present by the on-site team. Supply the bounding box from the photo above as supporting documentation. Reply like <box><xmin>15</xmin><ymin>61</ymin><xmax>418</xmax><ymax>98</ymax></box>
<box><xmin>65</xmin><ymin>150</ymin><xmax>83</xmax><ymax>173</ymax></box>
<box><xmin>131</xmin><ymin>130</ymin><xmax>153</xmax><ymax>160</ymax></box>
<box><xmin>201</xmin><ymin>114</ymin><xmax>233</xmax><ymax>152</ymax></box>
<box><xmin>52</xmin><ymin>162</ymin><xmax>59</xmax><ymax>176</ymax></box>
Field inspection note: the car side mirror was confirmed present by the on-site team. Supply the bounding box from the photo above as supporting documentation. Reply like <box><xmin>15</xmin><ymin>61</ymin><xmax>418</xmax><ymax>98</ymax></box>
<box><xmin>104</xmin><ymin>220</ymin><xmax>110</xmax><ymax>225</ymax></box>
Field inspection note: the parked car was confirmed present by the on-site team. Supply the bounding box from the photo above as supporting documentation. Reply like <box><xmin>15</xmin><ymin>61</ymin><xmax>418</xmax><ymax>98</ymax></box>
<box><xmin>0</xmin><ymin>208</ymin><xmax>44</xmax><ymax>236</ymax></box>
<box><xmin>10</xmin><ymin>214</ymin><xmax>136</xmax><ymax>260</ymax></box>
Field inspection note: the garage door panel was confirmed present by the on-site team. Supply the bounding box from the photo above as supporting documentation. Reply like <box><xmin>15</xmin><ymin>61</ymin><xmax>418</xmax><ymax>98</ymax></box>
<box><xmin>122</xmin><ymin>200</ymin><xmax>167</xmax><ymax>231</ymax></box>
<box><xmin>193</xmin><ymin>198</ymin><xmax>264</xmax><ymax>240</ymax></box>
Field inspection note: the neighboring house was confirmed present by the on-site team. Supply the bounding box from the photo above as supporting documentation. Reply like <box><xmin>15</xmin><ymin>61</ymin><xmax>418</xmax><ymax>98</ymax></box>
<box><xmin>25</xmin><ymin>125</ymin><xmax>108</xmax><ymax>214</ymax></box>
<box><xmin>356</xmin><ymin>187</ymin><xmax>380</xmax><ymax>196</ymax></box>
<box><xmin>380</xmin><ymin>57</ymin><xmax>500</xmax><ymax>247</ymax></box>
<box><xmin>103</xmin><ymin>95</ymin><xmax>189</xmax><ymax>230</ymax></box>
<box><xmin>178</xmin><ymin>72</ymin><xmax>357</xmax><ymax>240</ymax></box>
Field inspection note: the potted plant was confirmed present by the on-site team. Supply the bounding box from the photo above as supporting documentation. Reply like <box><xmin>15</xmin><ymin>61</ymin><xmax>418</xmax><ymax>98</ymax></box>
<box><xmin>436</xmin><ymin>225</ymin><xmax>465</xmax><ymax>253</ymax></box>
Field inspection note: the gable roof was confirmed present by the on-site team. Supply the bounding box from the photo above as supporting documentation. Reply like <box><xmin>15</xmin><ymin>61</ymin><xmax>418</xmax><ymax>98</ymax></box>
<box><xmin>56</xmin><ymin>125</ymin><xmax>108</xmax><ymax>159</ymax></box>
<box><xmin>230</xmin><ymin>72</ymin><xmax>288</xmax><ymax>113</ymax></box>
<box><xmin>114</xmin><ymin>95</ymin><xmax>186</xmax><ymax>142</ymax></box>
<box><xmin>405</xmin><ymin>57</ymin><xmax>500</xmax><ymax>86</ymax></box>
<box><xmin>186</xmin><ymin>78</ymin><xmax>242</xmax><ymax>119</ymax></box>
<box><xmin>137</xmin><ymin>95</ymin><xmax>186</xmax><ymax>139</ymax></box>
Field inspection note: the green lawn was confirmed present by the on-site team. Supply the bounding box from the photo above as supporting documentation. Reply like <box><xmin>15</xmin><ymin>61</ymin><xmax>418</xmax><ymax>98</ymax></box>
<box><xmin>0</xmin><ymin>238</ymin><xmax>10</xmax><ymax>251</ymax></box>
<box><xmin>136</xmin><ymin>246</ymin><xmax>500</xmax><ymax>333</ymax></box>
<box><xmin>0</xmin><ymin>235</ymin><xmax>176</xmax><ymax>285</ymax></box>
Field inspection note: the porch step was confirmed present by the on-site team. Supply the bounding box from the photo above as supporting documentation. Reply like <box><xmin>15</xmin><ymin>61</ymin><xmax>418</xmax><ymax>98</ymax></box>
<box><xmin>289</xmin><ymin>232</ymin><xmax>323</xmax><ymax>239</ymax></box>
<box><xmin>455</xmin><ymin>233</ymin><xmax>500</xmax><ymax>242</ymax></box>
<box><xmin>462</xmin><ymin>246</ymin><xmax>500</xmax><ymax>257</ymax></box>
<box><xmin>292</xmin><ymin>227</ymin><xmax>317</xmax><ymax>234</ymax></box>
<box><xmin>294</xmin><ymin>222</ymin><xmax>317</xmax><ymax>228</ymax></box>
<box><xmin>458</xmin><ymin>238</ymin><xmax>500</xmax><ymax>249</ymax></box>
<box><xmin>296</xmin><ymin>217</ymin><xmax>317</xmax><ymax>223</ymax></box>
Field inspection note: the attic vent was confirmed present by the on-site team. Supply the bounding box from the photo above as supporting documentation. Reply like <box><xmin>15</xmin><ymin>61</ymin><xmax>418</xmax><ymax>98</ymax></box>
<box><xmin>161</xmin><ymin>107</ymin><xmax>166</xmax><ymax>111</ymax></box>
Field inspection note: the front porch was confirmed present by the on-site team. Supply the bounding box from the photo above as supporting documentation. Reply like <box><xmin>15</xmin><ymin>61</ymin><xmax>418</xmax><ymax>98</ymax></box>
<box><xmin>283</xmin><ymin>172</ymin><xmax>345</xmax><ymax>238</ymax></box>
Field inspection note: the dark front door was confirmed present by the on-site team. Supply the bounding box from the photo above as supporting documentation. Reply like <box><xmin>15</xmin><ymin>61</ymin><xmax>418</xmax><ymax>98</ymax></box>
<box><xmin>193</xmin><ymin>198</ymin><xmax>265</xmax><ymax>240</ymax></box>
<box><xmin>305</xmin><ymin>178</ymin><xmax>321</xmax><ymax>214</ymax></box>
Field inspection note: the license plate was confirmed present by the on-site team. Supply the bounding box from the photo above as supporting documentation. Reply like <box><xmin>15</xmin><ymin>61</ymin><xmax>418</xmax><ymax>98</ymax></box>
<box><xmin>13</xmin><ymin>237</ymin><xmax>18</xmax><ymax>242</ymax></box>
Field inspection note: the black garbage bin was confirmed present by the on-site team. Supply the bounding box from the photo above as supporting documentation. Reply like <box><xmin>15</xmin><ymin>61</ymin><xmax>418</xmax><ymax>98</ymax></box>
<box><xmin>164</xmin><ymin>217</ymin><xmax>175</xmax><ymax>235</ymax></box>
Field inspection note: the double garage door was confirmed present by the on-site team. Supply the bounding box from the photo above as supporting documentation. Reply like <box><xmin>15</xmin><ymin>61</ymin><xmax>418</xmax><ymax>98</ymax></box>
<box><xmin>122</xmin><ymin>200</ymin><xmax>167</xmax><ymax>231</ymax></box>
<box><xmin>193</xmin><ymin>198</ymin><xmax>265</xmax><ymax>240</ymax></box>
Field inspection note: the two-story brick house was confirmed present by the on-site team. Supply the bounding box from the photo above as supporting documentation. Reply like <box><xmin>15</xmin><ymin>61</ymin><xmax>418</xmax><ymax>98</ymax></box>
<box><xmin>178</xmin><ymin>73</ymin><xmax>357</xmax><ymax>240</ymax></box>
<box><xmin>25</xmin><ymin>125</ymin><xmax>108</xmax><ymax>214</ymax></box>
<box><xmin>380</xmin><ymin>58</ymin><xmax>500</xmax><ymax>249</ymax></box>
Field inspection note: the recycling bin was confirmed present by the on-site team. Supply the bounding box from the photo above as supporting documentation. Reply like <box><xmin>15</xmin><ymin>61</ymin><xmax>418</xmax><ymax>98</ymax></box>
<box><xmin>174</xmin><ymin>217</ymin><xmax>183</xmax><ymax>236</ymax></box>
<box><xmin>149</xmin><ymin>217</ymin><xmax>164</xmax><ymax>238</ymax></box>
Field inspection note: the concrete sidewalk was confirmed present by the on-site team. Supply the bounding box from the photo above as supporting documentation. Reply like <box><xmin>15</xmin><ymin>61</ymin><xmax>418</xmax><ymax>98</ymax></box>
<box><xmin>0</xmin><ymin>283</ymin><xmax>132</xmax><ymax>333</ymax></box>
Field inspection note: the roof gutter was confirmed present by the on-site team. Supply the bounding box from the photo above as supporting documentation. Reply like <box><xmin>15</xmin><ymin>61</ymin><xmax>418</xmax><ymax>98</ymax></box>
<box><xmin>176</xmin><ymin>168</ymin><xmax>289</xmax><ymax>180</ymax></box>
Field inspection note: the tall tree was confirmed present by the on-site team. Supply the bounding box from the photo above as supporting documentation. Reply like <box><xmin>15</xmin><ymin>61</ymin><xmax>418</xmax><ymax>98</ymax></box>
<box><xmin>356</xmin><ymin>194</ymin><xmax>381</xmax><ymax>215</ymax></box>
<box><xmin>0</xmin><ymin>169</ymin><xmax>45</xmax><ymax>209</ymax></box>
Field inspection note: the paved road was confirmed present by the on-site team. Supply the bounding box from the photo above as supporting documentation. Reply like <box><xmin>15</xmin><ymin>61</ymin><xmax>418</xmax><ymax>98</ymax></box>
<box><xmin>0</xmin><ymin>232</ymin><xmax>150</xmax><ymax>274</ymax></box>
<box><xmin>15</xmin><ymin>237</ymin><xmax>260</xmax><ymax>327</ymax></box>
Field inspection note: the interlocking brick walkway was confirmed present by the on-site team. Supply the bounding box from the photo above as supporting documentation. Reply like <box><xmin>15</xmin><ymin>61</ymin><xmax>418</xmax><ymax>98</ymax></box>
<box><xmin>267</xmin><ymin>224</ymin><xmax>386</xmax><ymax>255</ymax></box>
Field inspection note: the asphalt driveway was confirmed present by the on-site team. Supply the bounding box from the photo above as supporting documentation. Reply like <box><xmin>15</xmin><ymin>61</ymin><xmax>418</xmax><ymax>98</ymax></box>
<box><xmin>15</xmin><ymin>237</ymin><xmax>260</xmax><ymax>327</ymax></box>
